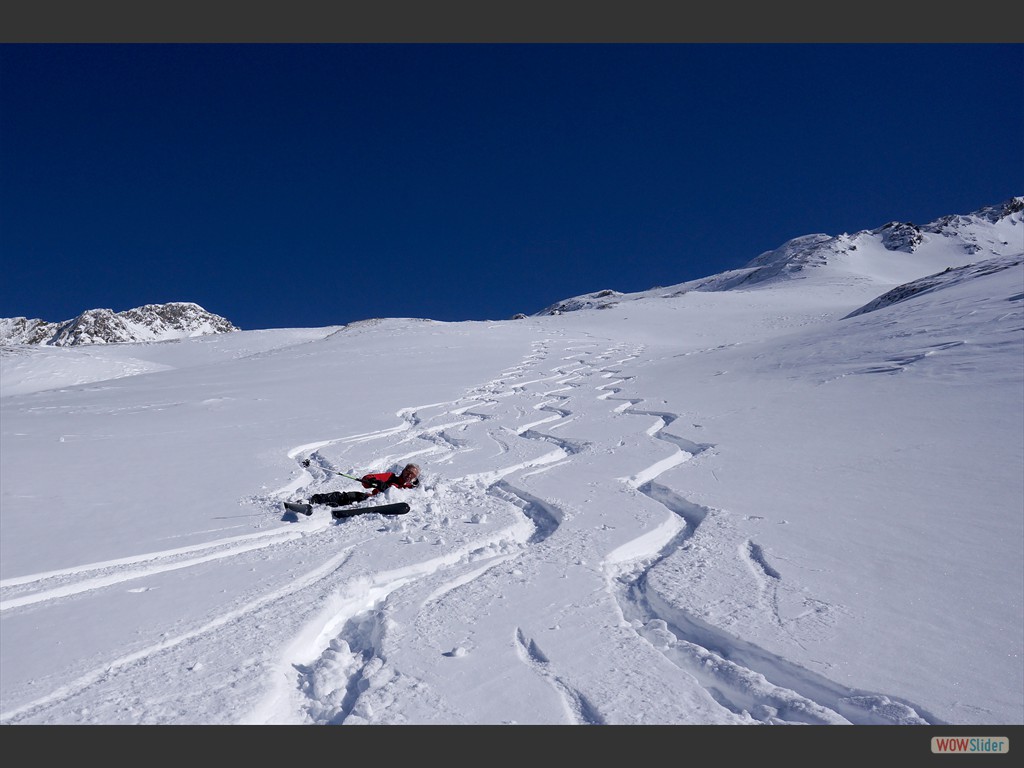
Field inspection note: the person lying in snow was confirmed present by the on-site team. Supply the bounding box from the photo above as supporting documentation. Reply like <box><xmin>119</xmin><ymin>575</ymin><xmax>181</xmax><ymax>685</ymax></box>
<box><xmin>309</xmin><ymin>463</ymin><xmax>421</xmax><ymax>507</ymax></box>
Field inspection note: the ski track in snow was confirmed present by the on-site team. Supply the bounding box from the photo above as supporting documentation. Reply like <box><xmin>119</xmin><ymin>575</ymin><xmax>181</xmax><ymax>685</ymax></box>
<box><xmin>592</xmin><ymin>390</ymin><xmax>936</xmax><ymax>725</ymax></box>
<box><xmin>514</xmin><ymin>627</ymin><xmax>606</xmax><ymax>725</ymax></box>
<box><xmin>276</xmin><ymin>335</ymin><xmax>936</xmax><ymax>724</ymax></box>
<box><xmin>0</xmin><ymin>527</ymin><xmax>309</xmax><ymax>610</ymax></box>
<box><xmin>0</xmin><ymin>333</ymin><xmax>939</xmax><ymax>725</ymax></box>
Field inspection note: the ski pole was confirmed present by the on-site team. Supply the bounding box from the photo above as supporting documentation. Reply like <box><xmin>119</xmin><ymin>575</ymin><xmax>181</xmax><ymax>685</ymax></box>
<box><xmin>301</xmin><ymin>458</ymin><xmax>362</xmax><ymax>482</ymax></box>
<box><xmin>301</xmin><ymin>459</ymin><xmax>390</xmax><ymax>491</ymax></box>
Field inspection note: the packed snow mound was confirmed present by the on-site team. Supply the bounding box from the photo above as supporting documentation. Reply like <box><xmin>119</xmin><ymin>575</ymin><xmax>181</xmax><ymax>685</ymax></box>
<box><xmin>0</xmin><ymin>302</ymin><xmax>239</xmax><ymax>346</ymax></box>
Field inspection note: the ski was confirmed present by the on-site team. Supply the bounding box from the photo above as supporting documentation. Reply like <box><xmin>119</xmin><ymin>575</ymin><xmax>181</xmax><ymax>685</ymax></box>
<box><xmin>283</xmin><ymin>501</ymin><xmax>313</xmax><ymax>516</ymax></box>
<box><xmin>332</xmin><ymin>501</ymin><xmax>410</xmax><ymax>519</ymax></box>
<box><xmin>282</xmin><ymin>500</ymin><xmax>411</xmax><ymax>518</ymax></box>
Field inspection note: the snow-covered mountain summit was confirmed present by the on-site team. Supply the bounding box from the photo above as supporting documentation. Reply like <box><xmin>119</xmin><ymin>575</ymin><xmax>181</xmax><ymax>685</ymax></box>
<box><xmin>0</xmin><ymin>302</ymin><xmax>239</xmax><ymax>346</ymax></box>
<box><xmin>538</xmin><ymin>196</ymin><xmax>1023</xmax><ymax>315</ymax></box>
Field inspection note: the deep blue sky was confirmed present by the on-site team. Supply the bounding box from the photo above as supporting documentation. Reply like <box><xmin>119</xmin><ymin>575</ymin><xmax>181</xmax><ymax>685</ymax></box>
<box><xmin>1</xmin><ymin>44</ymin><xmax>1021</xmax><ymax>331</ymax></box>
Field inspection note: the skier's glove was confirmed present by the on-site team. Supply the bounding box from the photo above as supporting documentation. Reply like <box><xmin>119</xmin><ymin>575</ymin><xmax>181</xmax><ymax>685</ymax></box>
<box><xmin>364</xmin><ymin>477</ymin><xmax>387</xmax><ymax>491</ymax></box>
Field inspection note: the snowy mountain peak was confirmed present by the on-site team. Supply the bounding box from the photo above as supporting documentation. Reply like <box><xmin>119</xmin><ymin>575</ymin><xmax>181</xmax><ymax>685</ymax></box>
<box><xmin>0</xmin><ymin>301</ymin><xmax>239</xmax><ymax>346</ymax></box>
<box><xmin>537</xmin><ymin>196</ymin><xmax>1023</xmax><ymax>315</ymax></box>
<box><xmin>741</xmin><ymin>195</ymin><xmax>1022</xmax><ymax>281</ymax></box>
<box><xmin>874</xmin><ymin>221</ymin><xmax>924</xmax><ymax>253</ymax></box>
<box><xmin>872</xmin><ymin>196</ymin><xmax>1023</xmax><ymax>255</ymax></box>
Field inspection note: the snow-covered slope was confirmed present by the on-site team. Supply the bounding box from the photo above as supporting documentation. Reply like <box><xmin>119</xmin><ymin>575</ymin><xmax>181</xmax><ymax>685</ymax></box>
<box><xmin>0</xmin><ymin>199</ymin><xmax>1021</xmax><ymax>728</ymax></box>
<box><xmin>0</xmin><ymin>325</ymin><xmax>342</xmax><ymax>397</ymax></box>
<box><xmin>844</xmin><ymin>253</ymin><xmax>1024</xmax><ymax>318</ymax></box>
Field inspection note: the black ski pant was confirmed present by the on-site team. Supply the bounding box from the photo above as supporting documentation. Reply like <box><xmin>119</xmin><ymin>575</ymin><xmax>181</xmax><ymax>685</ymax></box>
<box><xmin>310</xmin><ymin>491</ymin><xmax>370</xmax><ymax>506</ymax></box>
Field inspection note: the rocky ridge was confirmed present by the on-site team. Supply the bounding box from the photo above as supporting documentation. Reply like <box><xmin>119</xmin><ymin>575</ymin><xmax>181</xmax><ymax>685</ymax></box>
<box><xmin>0</xmin><ymin>302</ymin><xmax>239</xmax><ymax>346</ymax></box>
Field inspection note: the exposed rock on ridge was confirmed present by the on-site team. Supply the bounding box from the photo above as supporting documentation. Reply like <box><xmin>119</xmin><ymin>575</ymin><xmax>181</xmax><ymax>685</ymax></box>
<box><xmin>1</xmin><ymin>302</ymin><xmax>239</xmax><ymax>346</ymax></box>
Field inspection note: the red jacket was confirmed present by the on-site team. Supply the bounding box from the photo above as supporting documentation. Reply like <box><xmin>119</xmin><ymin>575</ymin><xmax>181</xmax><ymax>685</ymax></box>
<box><xmin>360</xmin><ymin>472</ymin><xmax>419</xmax><ymax>496</ymax></box>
